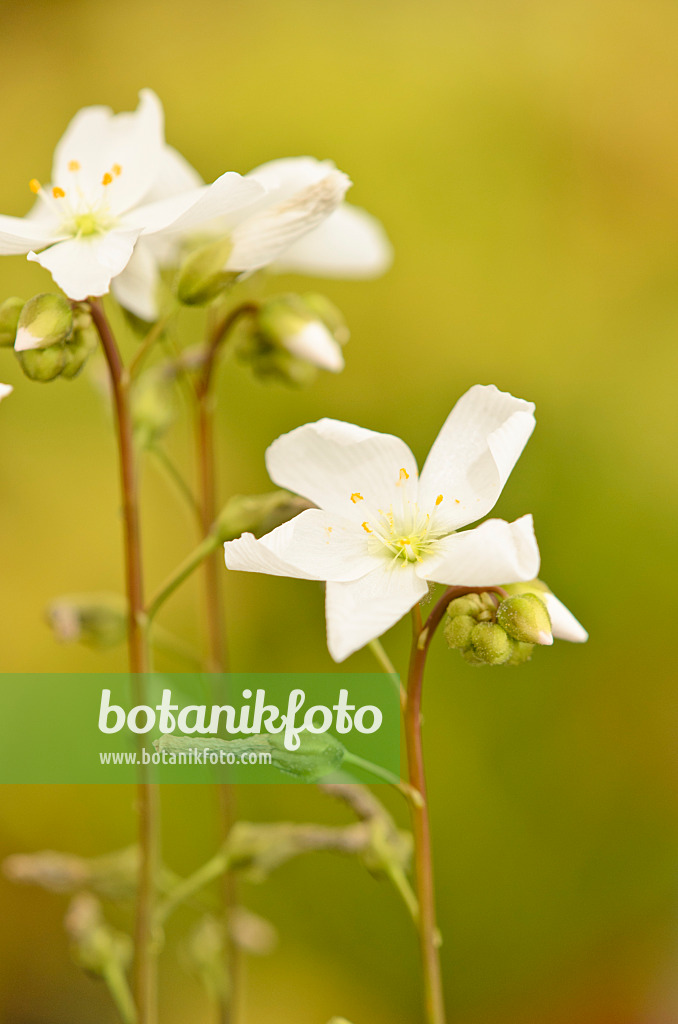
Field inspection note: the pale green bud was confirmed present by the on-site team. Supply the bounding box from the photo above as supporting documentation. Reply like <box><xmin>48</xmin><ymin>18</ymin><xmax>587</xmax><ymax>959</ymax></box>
<box><xmin>497</xmin><ymin>593</ymin><xmax>553</xmax><ymax>646</ymax></box>
<box><xmin>61</xmin><ymin>308</ymin><xmax>98</xmax><ymax>380</ymax></box>
<box><xmin>215</xmin><ymin>490</ymin><xmax>311</xmax><ymax>543</ymax></box>
<box><xmin>176</xmin><ymin>238</ymin><xmax>237</xmax><ymax>305</ymax></box>
<box><xmin>301</xmin><ymin>292</ymin><xmax>350</xmax><ymax>344</ymax></box>
<box><xmin>46</xmin><ymin>593</ymin><xmax>127</xmax><ymax>649</ymax></box>
<box><xmin>0</xmin><ymin>297</ymin><xmax>24</xmax><ymax>347</ymax></box>
<box><xmin>132</xmin><ymin>369</ymin><xmax>176</xmax><ymax>448</ymax></box>
<box><xmin>266</xmin><ymin>731</ymin><xmax>345</xmax><ymax>781</ymax></box>
<box><xmin>501</xmin><ymin>578</ymin><xmax>549</xmax><ymax>599</ymax></box>
<box><xmin>237</xmin><ymin>327</ymin><xmax>319</xmax><ymax>386</ymax></box>
<box><xmin>507</xmin><ymin>639</ymin><xmax>535</xmax><ymax>666</ymax></box>
<box><xmin>443</xmin><ymin>613</ymin><xmax>476</xmax><ymax>650</ymax></box>
<box><xmin>16</xmin><ymin>343</ymin><xmax>66</xmax><ymax>382</ymax></box>
<box><xmin>15</xmin><ymin>293</ymin><xmax>73</xmax><ymax>353</ymax></box>
<box><xmin>469</xmin><ymin>622</ymin><xmax>512</xmax><ymax>664</ymax></box>
<box><xmin>445</xmin><ymin>594</ymin><xmax>484</xmax><ymax>619</ymax></box>
<box><xmin>64</xmin><ymin>893</ymin><xmax>132</xmax><ymax>978</ymax></box>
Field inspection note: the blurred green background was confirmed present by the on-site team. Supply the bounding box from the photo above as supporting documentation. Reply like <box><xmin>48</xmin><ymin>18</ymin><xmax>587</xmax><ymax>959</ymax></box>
<box><xmin>2</xmin><ymin>0</ymin><xmax>678</xmax><ymax>1021</ymax></box>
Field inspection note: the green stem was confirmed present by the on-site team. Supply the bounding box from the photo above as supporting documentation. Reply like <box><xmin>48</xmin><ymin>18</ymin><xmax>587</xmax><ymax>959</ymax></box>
<box><xmin>149</xmin><ymin>444</ymin><xmax>202</xmax><ymax>526</ymax></box>
<box><xmin>102</xmin><ymin>963</ymin><xmax>138</xmax><ymax>1024</ymax></box>
<box><xmin>342</xmin><ymin>750</ymin><xmax>422</xmax><ymax>806</ymax></box>
<box><xmin>156</xmin><ymin>847</ymin><xmax>230</xmax><ymax>927</ymax></box>
<box><xmin>129</xmin><ymin>315</ymin><xmax>172</xmax><ymax>379</ymax></box>
<box><xmin>89</xmin><ymin>299</ymin><xmax>158</xmax><ymax>1024</ymax></box>
<box><xmin>146</xmin><ymin>533</ymin><xmax>219</xmax><ymax>623</ymax></box>
<box><xmin>368</xmin><ymin>638</ymin><xmax>407</xmax><ymax>709</ymax></box>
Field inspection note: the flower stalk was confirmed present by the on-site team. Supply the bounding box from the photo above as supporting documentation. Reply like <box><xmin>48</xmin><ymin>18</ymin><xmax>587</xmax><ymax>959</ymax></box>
<box><xmin>89</xmin><ymin>298</ymin><xmax>158</xmax><ymax>1024</ymax></box>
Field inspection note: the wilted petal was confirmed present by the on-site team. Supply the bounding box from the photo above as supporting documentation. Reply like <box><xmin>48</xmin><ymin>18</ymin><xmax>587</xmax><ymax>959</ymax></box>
<box><xmin>275</xmin><ymin>204</ymin><xmax>393</xmax><ymax>279</ymax></box>
<box><xmin>28</xmin><ymin>230</ymin><xmax>140</xmax><ymax>300</ymax></box>
<box><xmin>265</xmin><ymin>418</ymin><xmax>419</xmax><ymax>523</ymax></box>
<box><xmin>543</xmin><ymin>591</ymin><xmax>588</xmax><ymax>642</ymax></box>
<box><xmin>224</xmin><ymin>508</ymin><xmax>374</xmax><ymax>582</ymax></box>
<box><xmin>421</xmin><ymin>515</ymin><xmax>541</xmax><ymax>587</ymax></box>
<box><xmin>418</xmin><ymin>385</ymin><xmax>536</xmax><ymax>530</ymax></box>
<box><xmin>326</xmin><ymin>562</ymin><xmax>428</xmax><ymax>662</ymax></box>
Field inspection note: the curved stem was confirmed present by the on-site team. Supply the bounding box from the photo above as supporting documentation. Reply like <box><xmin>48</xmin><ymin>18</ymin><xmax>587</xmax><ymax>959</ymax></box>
<box><xmin>149</xmin><ymin>444</ymin><xmax>202</xmax><ymax>527</ymax></box>
<box><xmin>146</xmin><ymin>533</ymin><xmax>219</xmax><ymax>622</ymax></box>
<box><xmin>89</xmin><ymin>299</ymin><xmax>158</xmax><ymax>1024</ymax></box>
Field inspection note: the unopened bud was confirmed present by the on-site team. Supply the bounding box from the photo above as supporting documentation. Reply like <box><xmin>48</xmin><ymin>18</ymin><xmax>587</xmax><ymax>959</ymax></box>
<box><xmin>469</xmin><ymin>622</ymin><xmax>512</xmax><ymax>664</ymax></box>
<box><xmin>502</xmin><ymin>578</ymin><xmax>549</xmax><ymax>599</ymax></box>
<box><xmin>256</xmin><ymin>295</ymin><xmax>345</xmax><ymax>372</ymax></box>
<box><xmin>443</xmin><ymin>613</ymin><xmax>476</xmax><ymax>650</ymax></box>
<box><xmin>132</xmin><ymin>369</ymin><xmax>176</xmax><ymax>448</ymax></box>
<box><xmin>497</xmin><ymin>593</ymin><xmax>552</xmax><ymax>646</ymax></box>
<box><xmin>46</xmin><ymin>593</ymin><xmax>127</xmax><ymax>649</ymax></box>
<box><xmin>61</xmin><ymin>307</ymin><xmax>98</xmax><ymax>379</ymax></box>
<box><xmin>445</xmin><ymin>594</ymin><xmax>484</xmax><ymax>619</ymax></box>
<box><xmin>0</xmin><ymin>297</ymin><xmax>23</xmax><ymax>347</ymax></box>
<box><xmin>176</xmin><ymin>237</ymin><xmax>237</xmax><ymax>305</ymax></box>
<box><xmin>15</xmin><ymin>293</ymin><xmax>72</xmax><ymax>353</ymax></box>
<box><xmin>15</xmin><ymin>342</ymin><xmax>66</xmax><ymax>382</ymax></box>
<box><xmin>65</xmin><ymin>893</ymin><xmax>132</xmax><ymax>978</ymax></box>
<box><xmin>507</xmin><ymin>639</ymin><xmax>535</xmax><ymax>666</ymax></box>
<box><xmin>215</xmin><ymin>490</ymin><xmax>311</xmax><ymax>543</ymax></box>
<box><xmin>301</xmin><ymin>293</ymin><xmax>350</xmax><ymax>344</ymax></box>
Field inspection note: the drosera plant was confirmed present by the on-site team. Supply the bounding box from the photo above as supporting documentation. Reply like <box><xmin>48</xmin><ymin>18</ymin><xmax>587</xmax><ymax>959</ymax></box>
<box><xmin>0</xmin><ymin>89</ymin><xmax>394</xmax><ymax>1024</ymax></box>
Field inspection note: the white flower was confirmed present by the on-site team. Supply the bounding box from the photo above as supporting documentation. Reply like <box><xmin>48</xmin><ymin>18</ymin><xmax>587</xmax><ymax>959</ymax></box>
<box><xmin>224</xmin><ymin>384</ymin><xmax>585</xmax><ymax>661</ymax></box>
<box><xmin>0</xmin><ymin>383</ymin><xmax>12</xmax><ymax>402</ymax></box>
<box><xmin>113</xmin><ymin>155</ymin><xmax>393</xmax><ymax>321</ymax></box>
<box><xmin>0</xmin><ymin>90</ymin><xmax>264</xmax><ymax>303</ymax></box>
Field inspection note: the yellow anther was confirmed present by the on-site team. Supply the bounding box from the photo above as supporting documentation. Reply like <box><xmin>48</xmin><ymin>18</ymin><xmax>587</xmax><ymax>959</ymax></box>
<box><xmin>350</xmin><ymin>492</ymin><xmax>364</xmax><ymax>503</ymax></box>
<box><xmin>112</xmin><ymin>163</ymin><xmax>122</xmax><ymax>176</ymax></box>
<box><xmin>435</xmin><ymin>494</ymin><xmax>443</xmax><ymax>506</ymax></box>
<box><xmin>455</xmin><ymin>498</ymin><xmax>461</xmax><ymax>504</ymax></box>
<box><xmin>52</xmin><ymin>186</ymin><xmax>66</xmax><ymax>199</ymax></box>
<box><xmin>101</xmin><ymin>172</ymin><xmax>113</xmax><ymax>186</ymax></box>
<box><xmin>68</xmin><ymin>160</ymin><xmax>81</xmax><ymax>172</ymax></box>
<box><xmin>362</xmin><ymin>522</ymin><xmax>372</xmax><ymax>533</ymax></box>
<box><xmin>29</xmin><ymin>179</ymin><xmax>41</xmax><ymax>194</ymax></box>
<box><xmin>398</xmin><ymin>467</ymin><xmax>409</xmax><ymax>482</ymax></box>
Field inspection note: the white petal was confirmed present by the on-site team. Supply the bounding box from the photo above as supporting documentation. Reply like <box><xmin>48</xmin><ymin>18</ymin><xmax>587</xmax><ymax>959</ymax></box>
<box><xmin>52</xmin><ymin>89</ymin><xmax>165</xmax><ymax>214</ymax></box>
<box><xmin>246</xmin><ymin>156</ymin><xmax>339</xmax><ymax>198</ymax></box>
<box><xmin>224</xmin><ymin>508</ymin><xmax>375</xmax><ymax>582</ymax></box>
<box><xmin>284</xmin><ymin>322</ymin><xmax>344</xmax><ymax>372</ymax></box>
<box><xmin>275</xmin><ymin>204</ymin><xmax>393</xmax><ymax>279</ymax></box>
<box><xmin>0</xmin><ymin>383</ymin><xmax>13</xmax><ymax>402</ymax></box>
<box><xmin>265</xmin><ymin>418</ymin><xmax>419</xmax><ymax>523</ymax></box>
<box><xmin>28</xmin><ymin>230</ymin><xmax>140</xmax><ymax>300</ymax></box>
<box><xmin>418</xmin><ymin>385</ymin><xmax>536</xmax><ymax>530</ymax></box>
<box><xmin>129</xmin><ymin>172</ymin><xmax>264</xmax><ymax>237</ymax></box>
<box><xmin>543</xmin><ymin>591</ymin><xmax>588</xmax><ymax>643</ymax></box>
<box><xmin>0</xmin><ymin>214</ymin><xmax>63</xmax><ymax>255</ymax></box>
<box><xmin>148</xmin><ymin>145</ymin><xmax>204</xmax><ymax>199</ymax></box>
<box><xmin>421</xmin><ymin>515</ymin><xmax>541</xmax><ymax>587</ymax></box>
<box><xmin>110</xmin><ymin>241</ymin><xmax>161</xmax><ymax>321</ymax></box>
<box><xmin>226</xmin><ymin>171</ymin><xmax>351</xmax><ymax>273</ymax></box>
<box><xmin>326</xmin><ymin>562</ymin><xmax>428</xmax><ymax>662</ymax></box>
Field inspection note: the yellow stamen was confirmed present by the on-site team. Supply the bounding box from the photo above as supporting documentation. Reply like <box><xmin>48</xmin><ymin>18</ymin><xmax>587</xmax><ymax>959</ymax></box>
<box><xmin>68</xmin><ymin>160</ymin><xmax>80</xmax><ymax>172</ymax></box>
<box><xmin>112</xmin><ymin>163</ymin><xmax>122</xmax><ymax>176</ymax></box>
<box><xmin>398</xmin><ymin>467</ymin><xmax>409</xmax><ymax>482</ymax></box>
<box><xmin>455</xmin><ymin>499</ymin><xmax>461</xmax><ymax>504</ymax></box>
<box><xmin>29</xmin><ymin>179</ymin><xmax>41</xmax><ymax>194</ymax></box>
<box><xmin>435</xmin><ymin>494</ymin><xmax>443</xmax><ymax>506</ymax></box>
<box><xmin>350</xmin><ymin>492</ymin><xmax>364</xmax><ymax>503</ymax></box>
<box><xmin>52</xmin><ymin>186</ymin><xmax>66</xmax><ymax>199</ymax></box>
<box><xmin>362</xmin><ymin>522</ymin><xmax>372</xmax><ymax>533</ymax></box>
<box><xmin>101</xmin><ymin>172</ymin><xmax>113</xmax><ymax>186</ymax></box>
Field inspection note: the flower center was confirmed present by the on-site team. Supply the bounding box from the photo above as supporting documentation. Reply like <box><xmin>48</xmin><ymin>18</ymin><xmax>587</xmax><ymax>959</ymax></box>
<box><xmin>29</xmin><ymin>161</ymin><xmax>123</xmax><ymax>239</ymax></box>
<box><xmin>357</xmin><ymin>470</ymin><xmax>447</xmax><ymax>565</ymax></box>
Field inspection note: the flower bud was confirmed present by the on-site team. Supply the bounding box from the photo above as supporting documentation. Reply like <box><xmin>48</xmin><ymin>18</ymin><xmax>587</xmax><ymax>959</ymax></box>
<box><xmin>15</xmin><ymin>342</ymin><xmax>66</xmax><ymax>382</ymax></box>
<box><xmin>65</xmin><ymin>893</ymin><xmax>132</xmax><ymax>978</ymax></box>
<box><xmin>255</xmin><ymin>295</ymin><xmax>345</xmax><ymax>372</ymax></box>
<box><xmin>237</xmin><ymin>326</ymin><xmax>319</xmax><ymax>386</ymax></box>
<box><xmin>445</xmin><ymin>594</ymin><xmax>484</xmax><ymax>619</ymax></box>
<box><xmin>131</xmin><ymin>369</ymin><xmax>176</xmax><ymax>448</ymax></box>
<box><xmin>443</xmin><ymin>613</ymin><xmax>476</xmax><ymax>650</ymax></box>
<box><xmin>215</xmin><ymin>490</ymin><xmax>311</xmax><ymax>543</ymax></box>
<box><xmin>15</xmin><ymin>293</ymin><xmax>73</xmax><ymax>353</ymax></box>
<box><xmin>0</xmin><ymin>297</ymin><xmax>23</xmax><ymax>347</ymax></box>
<box><xmin>301</xmin><ymin>292</ymin><xmax>350</xmax><ymax>345</ymax></box>
<box><xmin>501</xmin><ymin>578</ymin><xmax>549</xmax><ymax>599</ymax></box>
<box><xmin>61</xmin><ymin>307</ymin><xmax>98</xmax><ymax>380</ymax></box>
<box><xmin>176</xmin><ymin>238</ymin><xmax>237</xmax><ymax>305</ymax></box>
<box><xmin>469</xmin><ymin>622</ymin><xmax>512</xmax><ymax>664</ymax></box>
<box><xmin>497</xmin><ymin>593</ymin><xmax>552</xmax><ymax>646</ymax></box>
<box><xmin>46</xmin><ymin>593</ymin><xmax>127</xmax><ymax>649</ymax></box>
<box><xmin>507</xmin><ymin>639</ymin><xmax>535</xmax><ymax>666</ymax></box>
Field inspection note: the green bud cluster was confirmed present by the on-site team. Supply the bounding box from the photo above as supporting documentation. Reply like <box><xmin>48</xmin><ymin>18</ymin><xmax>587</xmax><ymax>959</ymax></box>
<box><xmin>8</xmin><ymin>295</ymin><xmax>98</xmax><ymax>382</ymax></box>
<box><xmin>443</xmin><ymin>587</ymin><xmax>553</xmax><ymax>667</ymax></box>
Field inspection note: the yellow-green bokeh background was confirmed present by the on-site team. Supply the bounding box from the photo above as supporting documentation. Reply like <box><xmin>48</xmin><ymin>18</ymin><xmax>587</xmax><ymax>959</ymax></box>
<box><xmin>2</xmin><ymin>0</ymin><xmax>678</xmax><ymax>1021</ymax></box>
